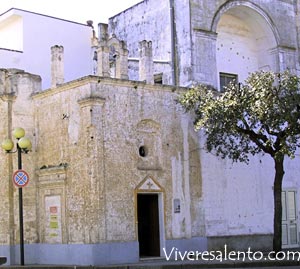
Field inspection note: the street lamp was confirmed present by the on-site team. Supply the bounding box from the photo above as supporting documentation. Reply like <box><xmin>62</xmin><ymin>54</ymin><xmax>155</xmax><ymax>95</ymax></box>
<box><xmin>1</xmin><ymin>127</ymin><xmax>32</xmax><ymax>266</ymax></box>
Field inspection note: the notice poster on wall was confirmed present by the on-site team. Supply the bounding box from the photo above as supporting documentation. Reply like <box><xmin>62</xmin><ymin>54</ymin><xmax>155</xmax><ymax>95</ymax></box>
<box><xmin>45</xmin><ymin>195</ymin><xmax>62</xmax><ymax>243</ymax></box>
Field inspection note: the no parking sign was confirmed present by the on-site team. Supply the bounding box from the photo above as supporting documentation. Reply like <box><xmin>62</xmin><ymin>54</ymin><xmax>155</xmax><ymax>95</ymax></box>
<box><xmin>12</xmin><ymin>169</ymin><xmax>30</xmax><ymax>188</ymax></box>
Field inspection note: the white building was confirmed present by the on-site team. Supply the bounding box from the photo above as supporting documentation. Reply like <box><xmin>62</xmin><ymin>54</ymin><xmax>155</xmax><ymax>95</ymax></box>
<box><xmin>0</xmin><ymin>8</ymin><xmax>94</xmax><ymax>89</ymax></box>
<box><xmin>108</xmin><ymin>0</ymin><xmax>300</xmax><ymax>249</ymax></box>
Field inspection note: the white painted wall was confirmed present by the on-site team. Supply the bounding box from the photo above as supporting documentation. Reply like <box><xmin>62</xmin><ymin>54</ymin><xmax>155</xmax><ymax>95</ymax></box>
<box><xmin>216</xmin><ymin>14</ymin><xmax>259</xmax><ymax>84</ymax></box>
<box><xmin>202</xmin><ymin>152</ymin><xmax>274</xmax><ymax>236</ymax></box>
<box><xmin>0</xmin><ymin>14</ymin><xmax>23</xmax><ymax>51</ymax></box>
<box><xmin>0</xmin><ymin>9</ymin><xmax>93</xmax><ymax>89</ymax></box>
<box><xmin>216</xmin><ymin>8</ymin><xmax>277</xmax><ymax>90</ymax></box>
<box><xmin>199</xmin><ymin>131</ymin><xmax>300</xmax><ymax>237</ymax></box>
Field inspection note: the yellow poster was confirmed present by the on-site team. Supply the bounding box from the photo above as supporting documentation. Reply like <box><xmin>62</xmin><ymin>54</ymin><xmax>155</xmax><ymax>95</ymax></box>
<box><xmin>45</xmin><ymin>196</ymin><xmax>62</xmax><ymax>243</ymax></box>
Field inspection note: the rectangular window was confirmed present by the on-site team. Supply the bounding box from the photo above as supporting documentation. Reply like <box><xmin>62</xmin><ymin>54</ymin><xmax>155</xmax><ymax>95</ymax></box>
<box><xmin>154</xmin><ymin>73</ymin><xmax>163</xmax><ymax>84</ymax></box>
<box><xmin>219</xmin><ymin>72</ymin><xmax>238</xmax><ymax>92</ymax></box>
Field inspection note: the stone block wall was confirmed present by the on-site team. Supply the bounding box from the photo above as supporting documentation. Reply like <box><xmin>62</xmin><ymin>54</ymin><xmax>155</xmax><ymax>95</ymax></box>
<box><xmin>32</xmin><ymin>76</ymin><xmax>204</xmax><ymax>247</ymax></box>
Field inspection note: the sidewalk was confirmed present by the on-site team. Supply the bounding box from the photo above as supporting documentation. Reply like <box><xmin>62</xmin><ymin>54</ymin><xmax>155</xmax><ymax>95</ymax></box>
<box><xmin>0</xmin><ymin>256</ymin><xmax>299</xmax><ymax>269</ymax></box>
<box><xmin>2</xmin><ymin>250</ymin><xmax>300</xmax><ymax>269</ymax></box>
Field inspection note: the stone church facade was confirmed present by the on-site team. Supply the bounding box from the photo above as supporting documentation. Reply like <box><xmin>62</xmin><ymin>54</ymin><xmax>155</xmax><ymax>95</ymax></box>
<box><xmin>0</xmin><ymin>0</ymin><xmax>300</xmax><ymax>266</ymax></box>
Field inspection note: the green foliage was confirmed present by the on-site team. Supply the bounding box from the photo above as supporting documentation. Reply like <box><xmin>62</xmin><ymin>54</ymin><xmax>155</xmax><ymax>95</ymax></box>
<box><xmin>178</xmin><ymin>70</ymin><xmax>300</xmax><ymax>163</ymax></box>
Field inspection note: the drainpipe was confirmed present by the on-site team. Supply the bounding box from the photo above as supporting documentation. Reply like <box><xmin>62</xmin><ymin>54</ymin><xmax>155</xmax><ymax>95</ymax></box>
<box><xmin>169</xmin><ymin>0</ymin><xmax>178</xmax><ymax>86</ymax></box>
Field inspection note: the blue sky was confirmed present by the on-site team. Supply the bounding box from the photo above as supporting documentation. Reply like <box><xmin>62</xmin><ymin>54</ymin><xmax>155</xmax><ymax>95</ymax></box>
<box><xmin>0</xmin><ymin>0</ymin><xmax>142</xmax><ymax>24</ymax></box>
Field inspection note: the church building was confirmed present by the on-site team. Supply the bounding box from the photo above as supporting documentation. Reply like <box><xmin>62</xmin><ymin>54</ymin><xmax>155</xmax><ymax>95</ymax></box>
<box><xmin>0</xmin><ymin>0</ymin><xmax>299</xmax><ymax>266</ymax></box>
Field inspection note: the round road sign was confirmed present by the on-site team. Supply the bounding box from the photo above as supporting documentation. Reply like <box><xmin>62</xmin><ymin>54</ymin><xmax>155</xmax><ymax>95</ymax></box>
<box><xmin>12</xmin><ymin>169</ymin><xmax>30</xmax><ymax>188</ymax></box>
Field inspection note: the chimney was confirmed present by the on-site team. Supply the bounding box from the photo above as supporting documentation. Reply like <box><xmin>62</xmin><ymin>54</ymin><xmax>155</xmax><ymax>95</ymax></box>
<box><xmin>98</xmin><ymin>23</ymin><xmax>108</xmax><ymax>42</ymax></box>
<box><xmin>115</xmin><ymin>41</ymin><xmax>129</xmax><ymax>80</ymax></box>
<box><xmin>97</xmin><ymin>45</ymin><xmax>110</xmax><ymax>77</ymax></box>
<box><xmin>51</xmin><ymin>45</ymin><xmax>64</xmax><ymax>87</ymax></box>
<box><xmin>139</xmin><ymin>40</ymin><xmax>154</xmax><ymax>84</ymax></box>
<box><xmin>0</xmin><ymin>69</ymin><xmax>6</xmax><ymax>95</ymax></box>
<box><xmin>96</xmin><ymin>24</ymin><xmax>110</xmax><ymax>77</ymax></box>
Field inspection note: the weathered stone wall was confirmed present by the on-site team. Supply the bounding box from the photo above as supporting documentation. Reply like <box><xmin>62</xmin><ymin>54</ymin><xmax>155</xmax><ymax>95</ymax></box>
<box><xmin>108</xmin><ymin>0</ymin><xmax>174</xmax><ymax>84</ymax></box>
<box><xmin>33</xmin><ymin>76</ymin><xmax>204</xmax><ymax>246</ymax></box>
<box><xmin>0</xmin><ymin>69</ymin><xmax>41</xmax><ymax>263</ymax></box>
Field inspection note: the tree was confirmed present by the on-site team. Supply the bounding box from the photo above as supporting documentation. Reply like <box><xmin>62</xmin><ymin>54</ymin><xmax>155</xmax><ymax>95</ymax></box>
<box><xmin>178</xmin><ymin>70</ymin><xmax>300</xmax><ymax>252</ymax></box>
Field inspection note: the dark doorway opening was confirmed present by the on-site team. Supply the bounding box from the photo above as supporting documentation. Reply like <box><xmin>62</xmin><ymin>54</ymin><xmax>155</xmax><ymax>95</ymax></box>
<box><xmin>137</xmin><ymin>193</ymin><xmax>160</xmax><ymax>257</ymax></box>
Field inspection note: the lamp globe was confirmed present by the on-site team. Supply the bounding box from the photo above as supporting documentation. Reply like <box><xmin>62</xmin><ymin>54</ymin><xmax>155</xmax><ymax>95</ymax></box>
<box><xmin>18</xmin><ymin>137</ymin><xmax>31</xmax><ymax>150</ymax></box>
<box><xmin>1</xmin><ymin>139</ymin><xmax>14</xmax><ymax>151</ymax></box>
<box><xmin>12</xmin><ymin>127</ymin><xmax>25</xmax><ymax>139</ymax></box>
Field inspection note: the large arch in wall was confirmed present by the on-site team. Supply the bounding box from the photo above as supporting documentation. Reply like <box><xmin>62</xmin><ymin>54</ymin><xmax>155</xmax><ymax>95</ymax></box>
<box><xmin>211</xmin><ymin>1</ymin><xmax>279</xmax><ymax>90</ymax></box>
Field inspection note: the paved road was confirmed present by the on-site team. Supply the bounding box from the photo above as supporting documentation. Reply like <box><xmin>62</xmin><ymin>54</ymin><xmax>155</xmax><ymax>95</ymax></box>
<box><xmin>116</xmin><ymin>262</ymin><xmax>300</xmax><ymax>268</ymax></box>
<box><xmin>1</xmin><ymin>259</ymin><xmax>299</xmax><ymax>268</ymax></box>
<box><xmin>219</xmin><ymin>266</ymin><xmax>299</xmax><ymax>269</ymax></box>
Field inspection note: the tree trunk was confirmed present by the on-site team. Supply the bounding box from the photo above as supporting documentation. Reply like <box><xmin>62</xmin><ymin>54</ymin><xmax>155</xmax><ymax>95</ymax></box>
<box><xmin>273</xmin><ymin>157</ymin><xmax>285</xmax><ymax>252</ymax></box>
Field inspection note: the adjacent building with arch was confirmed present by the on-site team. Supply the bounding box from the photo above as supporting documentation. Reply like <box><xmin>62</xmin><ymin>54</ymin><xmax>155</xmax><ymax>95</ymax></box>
<box><xmin>109</xmin><ymin>0</ymin><xmax>299</xmax><ymax>88</ymax></box>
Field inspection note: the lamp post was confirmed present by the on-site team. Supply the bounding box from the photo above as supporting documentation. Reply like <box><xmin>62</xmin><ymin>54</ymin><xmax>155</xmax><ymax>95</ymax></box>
<box><xmin>1</xmin><ymin>127</ymin><xmax>32</xmax><ymax>266</ymax></box>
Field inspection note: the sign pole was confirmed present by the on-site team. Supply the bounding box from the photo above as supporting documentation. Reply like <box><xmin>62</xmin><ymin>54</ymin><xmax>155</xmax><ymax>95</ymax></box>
<box><xmin>17</xmin><ymin>143</ymin><xmax>25</xmax><ymax>266</ymax></box>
